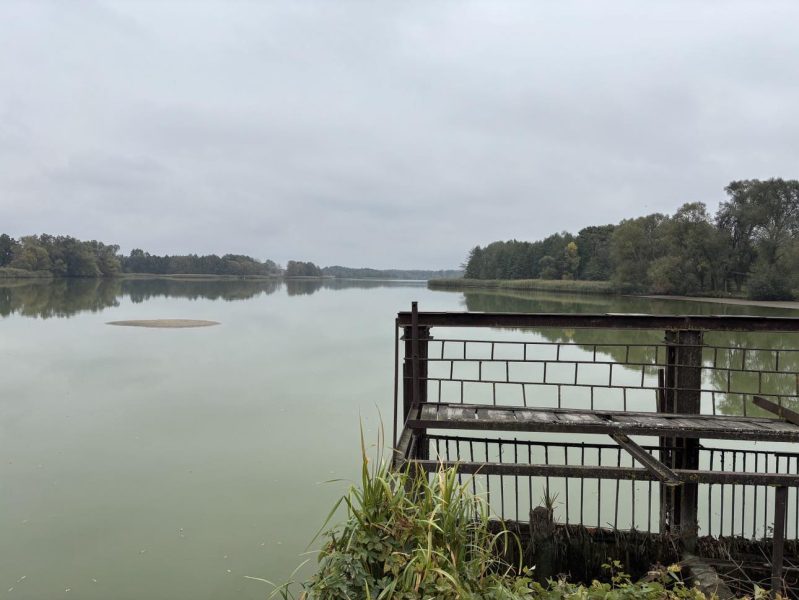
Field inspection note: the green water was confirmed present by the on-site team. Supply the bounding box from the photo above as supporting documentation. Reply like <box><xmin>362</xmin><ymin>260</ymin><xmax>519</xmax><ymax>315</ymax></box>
<box><xmin>1</xmin><ymin>279</ymin><xmax>797</xmax><ymax>599</ymax></box>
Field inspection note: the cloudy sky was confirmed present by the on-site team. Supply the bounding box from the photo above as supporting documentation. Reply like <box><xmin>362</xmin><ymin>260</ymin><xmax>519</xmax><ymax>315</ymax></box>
<box><xmin>1</xmin><ymin>1</ymin><xmax>798</xmax><ymax>269</ymax></box>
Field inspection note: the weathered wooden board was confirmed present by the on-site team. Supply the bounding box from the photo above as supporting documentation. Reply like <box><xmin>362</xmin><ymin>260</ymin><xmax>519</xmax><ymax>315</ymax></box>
<box><xmin>407</xmin><ymin>402</ymin><xmax>799</xmax><ymax>442</ymax></box>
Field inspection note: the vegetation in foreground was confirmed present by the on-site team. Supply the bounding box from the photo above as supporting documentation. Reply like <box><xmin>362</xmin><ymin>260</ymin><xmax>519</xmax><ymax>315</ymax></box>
<box><xmin>462</xmin><ymin>178</ymin><xmax>799</xmax><ymax>300</ymax></box>
<box><xmin>265</xmin><ymin>437</ymin><xmax>772</xmax><ymax>599</ymax></box>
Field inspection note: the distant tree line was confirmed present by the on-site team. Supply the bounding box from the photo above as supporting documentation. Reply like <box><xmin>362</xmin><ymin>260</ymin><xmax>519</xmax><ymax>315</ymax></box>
<box><xmin>0</xmin><ymin>234</ymin><xmax>121</xmax><ymax>276</ymax></box>
<box><xmin>322</xmin><ymin>266</ymin><xmax>462</xmax><ymax>280</ymax></box>
<box><xmin>463</xmin><ymin>179</ymin><xmax>799</xmax><ymax>300</ymax></box>
<box><xmin>285</xmin><ymin>260</ymin><xmax>323</xmax><ymax>277</ymax></box>
<box><xmin>122</xmin><ymin>249</ymin><xmax>280</xmax><ymax>276</ymax></box>
<box><xmin>0</xmin><ymin>234</ymin><xmax>282</xmax><ymax>277</ymax></box>
<box><xmin>0</xmin><ymin>235</ymin><xmax>457</xmax><ymax>282</ymax></box>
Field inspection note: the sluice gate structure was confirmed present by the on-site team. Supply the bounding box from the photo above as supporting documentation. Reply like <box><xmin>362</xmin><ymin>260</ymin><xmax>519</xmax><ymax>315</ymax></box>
<box><xmin>392</xmin><ymin>303</ymin><xmax>799</xmax><ymax>597</ymax></box>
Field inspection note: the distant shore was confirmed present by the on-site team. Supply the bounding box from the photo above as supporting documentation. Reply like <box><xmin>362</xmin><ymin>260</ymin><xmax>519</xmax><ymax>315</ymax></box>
<box><xmin>427</xmin><ymin>277</ymin><xmax>616</xmax><ymax>295</ymax></box>
<box><xmin>640</xmin><ymin>294</ymin><xmax>799</xmax><ymax>311</ymax></box>
<box><xmin>0</xmin><ymin>271</ymin><xmax>432</xmax><ymax>284</ymax></box>
<box><xmin>0</xmin><ymin>268</ymin><xmax>283</xmax><ymax>281</ymax></box>
<box><xmin>120</xmin><ymin>272</ymin><xmax>281</xmax><ymax>281</ymax></box>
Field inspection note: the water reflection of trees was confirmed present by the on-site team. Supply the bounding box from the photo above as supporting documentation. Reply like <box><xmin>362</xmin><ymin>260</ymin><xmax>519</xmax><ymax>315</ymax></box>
<box><xmin>460</xmin><ymin>291</ymin><xmax>799</xmax><ymax>416</ymax></box>
<box><xmin>0</xmin><ymin>278</ymin><xmax>281</xmax><ymax>318</ymax></box>
<box><xmin>0</xmin><ymin>279</ymin><xmax>122</xmax><ymax>319</ymax></box>
<box><xmin>0</xmin><ymin>277</ymin><xmax>426</xmax><ymax>318</ymax></box>
<box><xmin>122</xmin><ymin>278</ymin><xmax>281</xmax><ymax>303</ymax></box>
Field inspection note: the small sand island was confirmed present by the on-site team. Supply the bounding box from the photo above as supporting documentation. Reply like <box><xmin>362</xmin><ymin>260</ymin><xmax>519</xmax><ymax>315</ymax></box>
<box><xmin>107</xmin><ymin>319</ymin><xmax>220</xmax><ymax>328</ymax></box>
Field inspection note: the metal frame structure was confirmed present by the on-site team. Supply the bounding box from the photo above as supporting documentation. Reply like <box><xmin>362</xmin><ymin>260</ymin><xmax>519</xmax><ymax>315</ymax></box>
<box><xmin>392</xmin><ymin>303</ymin><xmax>799</xmax><ymax>596</ymax></box>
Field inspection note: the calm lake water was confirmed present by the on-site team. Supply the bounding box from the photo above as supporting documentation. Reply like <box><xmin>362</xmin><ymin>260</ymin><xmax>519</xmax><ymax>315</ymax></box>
<box><xmin>2</xmin><ymin>278</ymin><xmax>797</xmax><ymax>600</ymax></box>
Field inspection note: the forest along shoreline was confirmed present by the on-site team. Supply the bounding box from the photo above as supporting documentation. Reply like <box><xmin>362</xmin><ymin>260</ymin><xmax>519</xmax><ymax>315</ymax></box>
<box><xmin>456</xmin><ymin>179</ymin><xmax>799</xmax><ymax>302</ymax></box>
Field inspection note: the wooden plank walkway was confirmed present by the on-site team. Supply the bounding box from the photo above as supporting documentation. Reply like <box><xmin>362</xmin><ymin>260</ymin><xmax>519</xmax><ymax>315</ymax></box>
<box><xmin>407</xmin><ymin>403</ymin><xmax>799</xmax><ymax>442</ymax></box>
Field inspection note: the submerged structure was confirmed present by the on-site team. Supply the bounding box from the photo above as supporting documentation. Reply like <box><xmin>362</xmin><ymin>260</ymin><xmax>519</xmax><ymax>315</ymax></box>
<box><xmin>392</xmin><ymin>303</ymin><xmax>799</xmax><ymax>597</ymax></box>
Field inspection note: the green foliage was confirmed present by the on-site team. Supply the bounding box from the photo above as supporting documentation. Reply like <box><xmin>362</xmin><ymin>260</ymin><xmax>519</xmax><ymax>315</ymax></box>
<box><xmin>122</xmin><ymin>248</ymin><xmax>280</xmax><ymax>276</ymax></box>
<box><xmin>285</xmin><ymin>260</ymin><xmax>323</xmax><ymax>277</ymax></box>
<box><xmin>2</xmin><ymin>234</ymin><xmax>121</xmax><ymax>277</ymax></box>
<box><xmin>0</xmin><ymin>234</ymin><xmax>19</xmax><ymax>267</ymax></box>
<box><xmin>462</xmin><ymin>179</ymin><xmax>799</xmax><ymax>300</ymax></box>
<box><xmin>0</xmin><ymin>267</ymin><xmax>53</xmax><ymax>279</ymax></box>
<box><xmin>271</xmin><ymin>449</ymin><xmax>763</xmax><ymax>600</ymax></box>
<box><xmin>302</xmin><ymin>438</ymin><xmax>521</xmax><ymax>599</ymax></box>
<box><xmin>561</xmin><ymin>242</ymin><xmax>580</xmax><ymax>280</ymax></box>
<box><xmin>0</xmin><ymin>233</ymin><xmax>283</xmax><ymax>278</ymax></box>
<box><xmin>747</xmin><ymin>260</ymin><xmax>794</xmax><ymax>300</ymax></box>
<box><xmin>576</xmin><ymin>225</ymin><xmax>616</xmax><ymax>281</ymax></box>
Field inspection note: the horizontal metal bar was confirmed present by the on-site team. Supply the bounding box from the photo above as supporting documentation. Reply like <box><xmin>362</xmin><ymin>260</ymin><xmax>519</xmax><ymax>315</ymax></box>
<box><xmin>432</xmin><ymin>337</ymin><xmax>799</xmax><ymax>355</ymax></box>
<box><xmin>611</xmin><ymin>433</ymin><xmax>682</xmax><ymax>486</ymax></box>
<box><xmin>402</xmin><ymin>458</ymin><xmax>799</xmax><ymax>486</ymax></box>
<box><xmin>420</xmin><ymin>376</ymin><xmax>796</xmax><ymax>403</ymax></box>
<box><xmin>424</xmin><ymin>356</ymin><xmax>799</xmax><ymax>378</ymax></box>
<box><xmin>397</xmin><ymin>312</ymin><xmax>799</xmax><ymax>332</ymax></box>
<box><xmin>424</xmin><ymin>433</ymin><xmax>799</xmax><ymax>459</ymax></box>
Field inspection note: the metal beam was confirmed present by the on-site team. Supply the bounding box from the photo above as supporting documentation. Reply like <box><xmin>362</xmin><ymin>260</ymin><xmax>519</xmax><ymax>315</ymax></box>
<box><xmin>610</xmin><ymin>433</ymin><xmax>681</xmax><ymax>486</ymax></box>
<box><xmin>753</xmin><ymin>395</ymin><xmax>799</xmax><ymax>426</ymax></box>
<box><xmin>397</xmin><ymin>311</ymin><xmax>799</xmax><ymax>332</ymax></box>
<box><xmin>400</xmin><ymin>457</ymin><xmax>799</xmax><ymax>487</ymax></box>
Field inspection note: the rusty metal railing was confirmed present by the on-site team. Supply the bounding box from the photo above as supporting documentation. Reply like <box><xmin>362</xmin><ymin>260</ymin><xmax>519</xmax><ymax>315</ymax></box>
<box><xmin>393</xmin><ymin>304</ymin><xmax>799</xmax><ymax>596</ymax></box>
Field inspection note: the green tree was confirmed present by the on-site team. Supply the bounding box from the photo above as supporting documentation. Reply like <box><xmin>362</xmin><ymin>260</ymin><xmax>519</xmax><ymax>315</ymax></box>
<box><xmin>610</xmin><ymin>214</ymin><xmax>667</xmax><ymax>291</ymax></box>
<box><xmin>9</xmin><ymin>236</ymin><xmax>52</xmax><ymax>271</ymax></box>
<box><xmin>463</xmin><ymin>246</ymin><xmax>483</xmax><ymax>279</ymax></box>
<box><xmin>648</xmin><ymin>203</ymin><xmax>729</xmax><ymax>295</ymax></box>
<box><xmin>0</xmin><ymin>234</ymin><xmax>19</xmax><ymax>266</ymax></box>
<box><xmin>576</xmin><ymin>225</ymin><xmax>615</xmax><ymax>280</ymax></box>
<box><xmin>716</xmin><ymin>178</ymin><xmax>799</xmax><ymax>295</ymax></box>
<box><xmin>285</xmin><ymin>260</ymin><xmax>322</xmax><ymax>277</ymax></box>
<box><xmin>562</xmin><ymin>241</ymin><xmax>580</xmax><ymax>280</ymax></box>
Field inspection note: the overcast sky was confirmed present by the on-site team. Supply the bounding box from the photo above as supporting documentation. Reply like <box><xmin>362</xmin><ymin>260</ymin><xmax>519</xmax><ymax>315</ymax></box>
<box><xmin>1</xmin><ymin>1</ymin><xmax>798</xmax><ymax>269</ymax></box>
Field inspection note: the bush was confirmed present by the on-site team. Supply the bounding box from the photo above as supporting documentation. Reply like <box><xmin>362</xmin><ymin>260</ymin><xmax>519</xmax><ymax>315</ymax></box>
<box><xmin>262</xmin><ymin>437</ymin><xmax>773</xmax><ymax>599</ymax></box>
<box><xmin>747</xmin><ymin>262</ymin><xmax>794</xmax><ymax>300</ymax></box>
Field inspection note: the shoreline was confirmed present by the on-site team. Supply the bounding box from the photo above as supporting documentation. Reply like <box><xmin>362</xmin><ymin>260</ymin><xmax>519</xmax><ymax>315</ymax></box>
<box><xmin>427</xmin><ymin>278</ymin><xmax>616</xmax><ymax>295</ymax></box>
<box><xmin>428</xmin><ymin>279</ymin><xmax>799</xmax><ymax>310</ymax></box>
<box><xmin>639</xmin><ymin>294</ymin><xmax>799</xmax><ymax>311</ymax></box>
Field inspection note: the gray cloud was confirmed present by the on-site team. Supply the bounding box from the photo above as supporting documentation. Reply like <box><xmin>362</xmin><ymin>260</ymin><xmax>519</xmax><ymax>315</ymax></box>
<box><xmin>1</xmin><ymin>0</ymin><xmax>798</xmax><ymax>268</ymax></box>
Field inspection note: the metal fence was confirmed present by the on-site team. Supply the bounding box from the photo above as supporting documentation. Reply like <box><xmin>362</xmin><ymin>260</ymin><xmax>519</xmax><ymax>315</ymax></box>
<box><xmin>424</xmin><ymin>435</ymin><xmax>799</xmax><ymax>539</ymax></box>
<box><xmin>392</xmin><ymin>306</ymin><xmax>799</xmax><ymax>594</ymax></box>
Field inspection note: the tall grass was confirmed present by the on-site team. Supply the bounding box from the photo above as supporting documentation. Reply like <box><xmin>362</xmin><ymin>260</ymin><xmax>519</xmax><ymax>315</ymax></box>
<box><xmin>297</xmin><ymin>429</ymin><xmax>526</xmax><ymax>599</ymax></box>
<box><xmin>264</xmin><ymin>432</ymin><xmax>776</xmax><ymax>599</ymax></box>
<box><xmin>0</xmin><ymin>267</ymin><xmax>53</xmax><ymax>279</ymax></box>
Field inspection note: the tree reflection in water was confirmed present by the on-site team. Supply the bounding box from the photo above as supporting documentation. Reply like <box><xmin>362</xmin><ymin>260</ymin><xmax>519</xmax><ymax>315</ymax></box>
<box><xmin>0</xmin><ymin>277</ymin><xmax>424</xmax><ymax>318</ymax></box>
<box><xmin>458</xmin><ymin>289</ymin><xmax>799</xmax><ymax>416</ymax></box>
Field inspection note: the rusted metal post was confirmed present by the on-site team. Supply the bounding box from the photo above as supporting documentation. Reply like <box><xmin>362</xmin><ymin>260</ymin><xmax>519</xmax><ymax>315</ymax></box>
<box><xmin>529</xmin><ymin>505</ymin><xmax>556</xmax><ymax>581</ymax></box>
<box><xmin>392</xmin><ymin>318</ymin><xmax>399</xmax><ymax>450</ymax></box>
<box><xmin>403</xmin><ymin>302</ymin><xmax>429</xmax><ymax>459</ymax></box>
<box><xmin>658</xmin><ymin>367</ymin><xmax>673</xmax><ymax>532</ymax></box>
<box><xmin>664</xmin><ymin>329</ymin><xmax>703</xmax><ymax>551</ymax></box>
<box><xmin>771</xmin><ymin>486</ymin><xmax>788</xmax><ymax>597</ymax></box>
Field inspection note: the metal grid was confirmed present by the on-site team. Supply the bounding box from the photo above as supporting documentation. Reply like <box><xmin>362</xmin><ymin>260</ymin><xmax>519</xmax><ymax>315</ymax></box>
<box><xmin>393</xmin><ymin>308</ymin><xmax>799</xmax><ymax>594</ymax></box>
<box><xmin>420</xmin><ymin>336</ymin><xmax>799</xmax><ymax>416</ymax></box>
<box><xmin>425</xmin><ymin>434</ymin><xmax>799</xmax><ymax>540</ymax></box>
